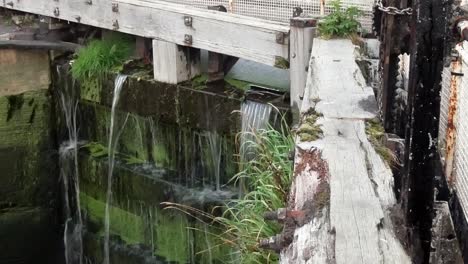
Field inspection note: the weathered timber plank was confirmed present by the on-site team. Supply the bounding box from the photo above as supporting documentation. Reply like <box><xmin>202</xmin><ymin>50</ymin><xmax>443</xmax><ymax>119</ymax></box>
<box><xmin>305</xmin><ymin>39</ymin><xmax>378</xmax><ymax>119</ymax></box>
<box><xmin>152</xmin><ymin>39</ymin><xmax>200</xmax><ymax>83</ymax></box>
<box><xmin>2</xmin><ymin>0</ymin><xmax>289</xmax><ymax>66</ymax></box>
<box><xmin>282</xmin><ymin>39</ymin><xmax>410</xmax><ymax>264</ymax></box>
<box><xmin>289</xmin><ymin>17</ymin><xmax>316</xmax><ymax>121</ymax></box>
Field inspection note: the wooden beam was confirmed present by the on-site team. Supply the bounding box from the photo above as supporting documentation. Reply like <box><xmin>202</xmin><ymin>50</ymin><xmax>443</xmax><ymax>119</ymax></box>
<box><xmin>152</xmin><ymin>39</ymin><xmax>200</xmax><ymax>84</ymax></box>
<box><xmin>289</xmin><ymin>17</ymin><xmax>316</xmax><ymax>122</ymax></box>
<box><xmin>0</xmin><ymin>40</ymin><xmax>81</xmax><ymax>51</ymax></box>
<box><xmin>2</xmin><ymin>0</ymin><xmax>289</xmax><ymax>67</ymax></box>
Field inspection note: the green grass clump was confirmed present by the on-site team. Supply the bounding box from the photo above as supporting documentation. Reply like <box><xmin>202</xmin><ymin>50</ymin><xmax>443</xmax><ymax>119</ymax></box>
<box><xmin>318</xmin><ymin>0</ymin><xmax>361</xmax><ymax>39</ymax></box>
<box><xmin>71</xmin><ymin>34</ymin><xmax>134</xmax><ymax>89</ymax></box>
<box><xmin>165</xmin><ymin>118</ymin><xmax>294</xmax><ymax>263</ymax></box>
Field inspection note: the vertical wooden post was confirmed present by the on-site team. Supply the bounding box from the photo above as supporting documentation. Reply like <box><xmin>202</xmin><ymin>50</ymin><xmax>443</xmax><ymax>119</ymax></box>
<box><xmin>289</xmin><ymin>18</ymin><xmax>316</xmax><ymax>121</ymax></box>
<box><xmin>152</xmin><ymin>39</ymin><xmax>200</xmax><ymax>84</ymax></box>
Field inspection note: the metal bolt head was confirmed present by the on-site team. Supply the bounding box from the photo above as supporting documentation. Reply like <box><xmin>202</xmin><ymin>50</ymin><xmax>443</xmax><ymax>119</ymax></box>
<box><xmin>112</xmin><ymin>20</ymin><xmax>119</xmax><ymax>30</ymax></box>
<box><xmin>112</xmin><ymin>3</ymin><xmax>119</xmax><ymax>13</ymax></box>
<box><xmin>184</xmin><ymin>34</ymin><xmax>193</xmax><ymax>45</ymax></box>
<box><xmin>276</xmin><ymin>32</ymin><xmax>285</xmax><ymax>44</ymax></box>
<box><xmin>184</xmin><ymin>16</ymin><xmax>192</xmax><ymax>27</ymax></box>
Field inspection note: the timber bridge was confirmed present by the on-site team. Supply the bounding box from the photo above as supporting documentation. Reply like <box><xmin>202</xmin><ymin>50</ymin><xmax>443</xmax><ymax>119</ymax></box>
<box><xmin>1</xmin><ymin>0</ymin><xmax>373</xmax><ymax>114</ymax></box>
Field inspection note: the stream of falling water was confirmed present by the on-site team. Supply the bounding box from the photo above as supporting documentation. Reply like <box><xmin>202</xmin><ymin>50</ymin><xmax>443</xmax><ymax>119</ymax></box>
<box><xmin>57</xmin><ymin>66</ymin><xmax>84</xmax><ymax>264</ymax></box>
<box><xmin>103</xmin><ymin>74</ymin><xmax>128</xmax><ymax>264</ymax></box>
<box><xmin>239</xmin><ymin>100</ymin><xmax>272</xmax><ymax>194</ymax></box>
<box><xmin>240</xmin><ymin>100</ymin><xmax>273</xmax><ymax>161</ymax></box>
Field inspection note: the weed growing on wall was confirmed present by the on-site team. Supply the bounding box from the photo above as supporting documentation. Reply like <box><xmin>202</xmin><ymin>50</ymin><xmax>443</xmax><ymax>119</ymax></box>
<box><xmin>164</xmin><ymin>116</ymin><xmax>294</xmax><ymax>263</ymax></box>
<box><xmin>71</xmin><ymin>34</ymin><xmax>134</xmax><ymax>94</ymax></box>
<box><xmin>318</xmin><ymin>0</ymin><xmax>362</xmax><ymax>39</ymax></box>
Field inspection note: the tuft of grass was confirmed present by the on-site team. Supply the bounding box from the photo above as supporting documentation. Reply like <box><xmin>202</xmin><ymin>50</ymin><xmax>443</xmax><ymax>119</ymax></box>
<box><xmin>164</xmin><ymin>117</ymin><xmax>294</xmax><ymax>263</ymax></box>
<box><xmin>71</xmin><ymin>34</ymin><xmax>134</xmax><ymax>89</ymax></box>
<box><xmin>365</xmin><ymin>119</ymin><xmax>397</xmax><ymax>166</ymax></box>
<box><xmin>318</xmin><ymin>0</ymin><xmax>362</xmax><ymax>39</ymax></box>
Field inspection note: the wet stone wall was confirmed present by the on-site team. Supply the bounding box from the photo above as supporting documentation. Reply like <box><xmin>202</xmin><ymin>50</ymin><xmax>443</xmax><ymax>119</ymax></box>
<box><xmin>53</xmin><ymin>63</ymin><xmax>249</xmax><ymax>263</ymax></box>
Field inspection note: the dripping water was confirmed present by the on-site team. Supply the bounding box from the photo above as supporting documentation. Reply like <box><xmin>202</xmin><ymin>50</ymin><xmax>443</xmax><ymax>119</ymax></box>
<box><xmin>57</xmin><ymin>66</ymin><xmax>84</xmax><ymax>264</ymax></box>
<box><xmin>103</xmin><ymin>74</ymin><xmax>128</xmax><ymax>264</ymax></box>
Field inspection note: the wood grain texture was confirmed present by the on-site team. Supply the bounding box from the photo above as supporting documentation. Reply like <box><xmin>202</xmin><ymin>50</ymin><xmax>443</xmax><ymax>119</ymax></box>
<box><xmin>282</xmin><ymin>39</ymin><xmax>410</xmax><ymax>264</ymax></box>
<box><xmin>289</xmin><ymin>21</ymin><xmax>315</xmax><ymax>117</ymax></box>
<box><xmin>3</xmin><ymin>0</ymin><xmax>289</xmax><ymax>66</ymax></box>
<box><xmin>152</xmin><ymin>39</ymin><xmax>200</xmax><ymax>83</ymax></box>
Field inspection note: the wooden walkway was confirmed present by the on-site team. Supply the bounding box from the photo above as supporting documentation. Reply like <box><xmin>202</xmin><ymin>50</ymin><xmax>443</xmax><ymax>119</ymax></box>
<box><xmin>281</xmin><ymin>39</ymin><xmax>411</xmax><ymax>263</ymax></box>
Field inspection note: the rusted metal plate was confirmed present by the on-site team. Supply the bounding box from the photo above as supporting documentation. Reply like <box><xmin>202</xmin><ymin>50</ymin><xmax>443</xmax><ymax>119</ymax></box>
<box><xmin>445</xmin><ymin>58</ymin><xmax>462</xmax><ymax>187</ymax></box>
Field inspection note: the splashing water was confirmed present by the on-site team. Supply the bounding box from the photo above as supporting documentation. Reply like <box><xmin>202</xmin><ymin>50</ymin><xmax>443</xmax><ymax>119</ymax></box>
<box><xmin>57</xmin><ymin>66</ymin><xmax>84</xmax><ymax>264</ymax></box>
<box><xmin>103</xmin><ymin>74</ymin><xmax>128</xmax><ymax>264</ymax></box>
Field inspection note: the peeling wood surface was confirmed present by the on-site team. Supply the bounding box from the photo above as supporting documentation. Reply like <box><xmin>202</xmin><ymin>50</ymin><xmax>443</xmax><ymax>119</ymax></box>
<box><xmin>281</xmin><ymin>39</ymin><xmax>410</xmax><ymax>264</ymax></box>
<box><xmin>2</xmin><ymin>0</ymin><xmax>289</xmax><ymax>66</ymax></box>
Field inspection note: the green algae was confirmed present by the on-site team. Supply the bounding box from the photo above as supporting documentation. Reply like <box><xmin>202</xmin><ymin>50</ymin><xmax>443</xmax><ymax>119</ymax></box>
<box><xmin>0</xmin><ymin>90</ymin><xmax>56</xmax><ymax>207</ymax></box>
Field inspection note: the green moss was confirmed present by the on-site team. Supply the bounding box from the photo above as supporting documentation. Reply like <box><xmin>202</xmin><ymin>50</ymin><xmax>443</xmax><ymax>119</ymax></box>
<box><xmin>225</xmin><ymin>78</ymin><xmax>249</xmax><ymax>91</ymax></box>
<box><xmin>191</xmin><ymin>74</ymin><xmax>209</xmax><ymax>90</ymax></box>
<box><xmin>365</xmin><ymin>118</ymin><xmax>396</xmax><ymax>165</ymax></box>
<box><xmin>0</xmin><ymin>90</ymin><xmax>55</xmax><ymax>207</ymax></box>
<box><xmin>297</xmin><ymin>110</ymin><xmax>323</xmax><ymax>142</ymax></box>
<box><xmin>274</xmin><ymin>56</ymin><xmax>290</xmax><ymax>69</ymax></box>
<box><xmin>80</xmin><ymin>193</ymin><xmax>146</xmax><ymax>244</ymax></box>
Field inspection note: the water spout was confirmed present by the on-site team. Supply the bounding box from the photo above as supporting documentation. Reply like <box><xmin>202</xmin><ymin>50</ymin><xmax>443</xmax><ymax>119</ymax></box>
<box><xmin>103</xmin><ymin>74</ymin><xmax>128</xmax><ymax>264</ymax></box>
<box><xmin>57</xmin><ymin>65</ymin><xmax>84</xmax><ymax>264</ymax></box>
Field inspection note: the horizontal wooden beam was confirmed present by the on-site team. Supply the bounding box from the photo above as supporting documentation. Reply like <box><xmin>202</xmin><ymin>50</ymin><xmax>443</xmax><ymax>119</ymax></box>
<box><xmin>0</xmin><ymin>40</ymin><xmax>81</xmax><ymax>51</ymax></box>
<box><xmin>2</xmin><ymin>0</ymin><xmax>290</xmax><ymax>66</ymax></box>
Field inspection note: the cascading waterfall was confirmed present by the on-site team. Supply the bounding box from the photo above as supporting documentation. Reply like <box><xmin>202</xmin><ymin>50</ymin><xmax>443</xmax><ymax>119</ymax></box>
<box><xmin>238</xmin><ymin>100</ymin><xmax>272</xmax><ymax>195</ymax></box>
<box><xmin>239</xmin><ymin>100</ymin><xmax>273</xmax><ymax>162</ymax></box>
<box><xmin>57</xmin><ymin>66</ymin><xmax>84</xmax><ymax>264</ymax></box>
<box><xmin>103</xmin><ymin>74</ymin><xmax>128</xmax><ymax>264</ymax></box>
<box><xmin>207</xmin><ymin>132</ymin><xmax>222</xmax><ymax>191</ymax></box>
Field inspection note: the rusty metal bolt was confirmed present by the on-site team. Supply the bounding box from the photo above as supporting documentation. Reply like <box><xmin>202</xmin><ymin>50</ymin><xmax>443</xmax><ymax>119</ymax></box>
<box><xmin>184</xmin><ymin>16</ymin><xmax>192</xmax><ymax>27</ymax></box>
<box><xmin>112</xmin><ymin>3</ymin><xmax>119</xmax><ymax>13</ymax></box>
<box><xmin>276</xmin><ymin>32</ymin><xmax>285</xmax><ymax>44</ymax></box>
<box><xmin>112</xmin><ymin>20</ymin><xmax>119</xmax><ymax>30</ymax></box>
<box><xmin>184</xmin><ymin>34</ymin><xmax>192</xmax><ymax>45</ymax></box>
<box><xmin>54</xmin><ymin>7</ymin><xmax>60</xmax><ymax>17</ymax></box>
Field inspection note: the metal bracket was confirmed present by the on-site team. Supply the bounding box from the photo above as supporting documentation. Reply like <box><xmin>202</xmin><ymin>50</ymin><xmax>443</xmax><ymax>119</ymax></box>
<box><xmin>184</xmin><ymin>16</ymin><xmax>192</xmax><ymax>27</ymax></box>
<box><xmin>293</xmin><ymin>7</ymin><xmax>303</xmax><ymax>17</ymax></box>
<box><xmin>276</xmin><ymin>32</ymin><xmax>285</xmax><ymax>44</ymax></box>
<box><xmin>184</xmin><ymin>34</ymin><xmax>193</xmax><ymax>45</ymax></box>
<box><xmin>112</xmin><ymin>20</ymin><xmax>119</xmax><ymax>30</ymax></box>
<box><xmin>112</xmin><ymin>3</ymin><xmax>119</xmax><ymax>13</ymax></box>
<box><xmin>5</xmin><ymin>1</ymin><xmax>13</xmax><ymax>7</ymax></box>
<box><xmin>53</xmin><ymin>7</ymin><xmax>60</xmax><ymax>17</ymax></box>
